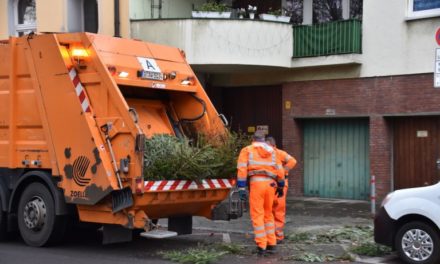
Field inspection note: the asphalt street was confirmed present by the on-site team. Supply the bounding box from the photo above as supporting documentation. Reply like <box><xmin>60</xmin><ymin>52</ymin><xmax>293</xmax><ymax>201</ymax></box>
<box><xmin>0</xmin><ymin>229</ymin><xmax>173</xmax><ymax>264</ymax></box>
<box><xmin>0</xmin><ymin>198</ymin><xmax>406</xmax><ymax>264</ymax></box>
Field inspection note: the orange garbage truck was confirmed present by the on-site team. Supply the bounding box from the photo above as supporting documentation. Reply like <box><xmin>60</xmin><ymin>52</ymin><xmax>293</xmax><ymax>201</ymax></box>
<box><xmin>0</xmin><ymin>33</ymin><xmax>241</xmax><ymax>247</ymax></box>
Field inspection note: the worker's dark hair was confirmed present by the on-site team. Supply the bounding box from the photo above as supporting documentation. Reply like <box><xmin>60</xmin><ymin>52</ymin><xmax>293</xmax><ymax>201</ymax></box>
<box><xmin>266</xmin><ymin>136</ymin><xmax>276</xmax><ymax>147</ymax></box>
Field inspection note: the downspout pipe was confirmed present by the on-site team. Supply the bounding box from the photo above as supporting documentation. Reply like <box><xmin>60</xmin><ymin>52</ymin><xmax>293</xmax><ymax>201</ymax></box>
<box><xmin>114</xmin><ymin>0</ymin><xmax>121</xmax><ymax>37</ymax></box>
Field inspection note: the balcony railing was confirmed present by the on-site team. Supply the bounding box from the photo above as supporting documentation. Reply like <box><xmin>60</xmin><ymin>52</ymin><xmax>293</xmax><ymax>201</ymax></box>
<box><xmin>131</xmin><ymin>19</ymin><xmax>293</xmax><ymax>68</ymax></box>
<box><xmin>293</xmin><ymin>19</ymin><xmax>362</xmax><ymax>58</ymax></box>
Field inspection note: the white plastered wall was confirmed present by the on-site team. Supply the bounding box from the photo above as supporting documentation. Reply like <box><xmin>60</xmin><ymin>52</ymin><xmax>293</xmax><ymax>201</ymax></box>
<box><xmin>130</xmin><ymin>0</ymin><xmax>205</xmax><ymax>19</ymax></box>
<box><xmin>360</xmin><ymin>0</ymin><xmax>440</xmax><ymax>77</ymax></box>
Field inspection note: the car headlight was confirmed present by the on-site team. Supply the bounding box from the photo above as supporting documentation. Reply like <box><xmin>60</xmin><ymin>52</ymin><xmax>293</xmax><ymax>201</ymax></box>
<box><xmin>381</xmin><ymin>193</ymin><xmax>393</xmax><ymax>207</ymax></box>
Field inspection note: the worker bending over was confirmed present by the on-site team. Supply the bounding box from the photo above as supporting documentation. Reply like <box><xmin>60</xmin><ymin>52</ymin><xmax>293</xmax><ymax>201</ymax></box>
<box><xmin>266</xmin><ymin>136</ymin><xmax>297</xmax><ymax>244</ymax></box>
<box><xmin>236</xmin><ymin>131</ymin><xmax>285</xmax><ymax>256</ymax></box>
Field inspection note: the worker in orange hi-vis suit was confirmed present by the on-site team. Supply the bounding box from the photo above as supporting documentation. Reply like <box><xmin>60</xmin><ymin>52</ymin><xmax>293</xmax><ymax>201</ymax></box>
<box><xmin>266</xmin><ymin>136</ymin><xmax>297</xmax><ymax>244</ymax></box>
<box><xmin>236</xmin><ymin>131</ymin><xmax>285</xmax><ymax>256</ymax></box>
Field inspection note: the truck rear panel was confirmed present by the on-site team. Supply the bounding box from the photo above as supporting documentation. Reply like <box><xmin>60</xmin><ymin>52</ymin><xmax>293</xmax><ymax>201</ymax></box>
<box><xmin>0</xmin><ymin>33</ymin><xmax>233</xmax><ymax>230</ymax></box>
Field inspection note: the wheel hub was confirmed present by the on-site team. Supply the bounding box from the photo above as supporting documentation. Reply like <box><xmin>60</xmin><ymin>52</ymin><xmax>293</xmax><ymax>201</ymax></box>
<box><xmin>23</xmin><ymin>196</ymin><xmax>47</xmax><ymax>230</ymax></box>
<box><xmin>402</xmin><ymin>228</ymin><xmax>434</xmax><ymax>261</ymax></box>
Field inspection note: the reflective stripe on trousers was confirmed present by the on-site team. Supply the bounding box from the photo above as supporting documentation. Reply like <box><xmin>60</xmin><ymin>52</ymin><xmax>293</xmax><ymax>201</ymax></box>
<box><xmin>249</xmin><ymin>180</ymin><xmax>277</xmax><ymax>248</ymax></box>
<box><xmin>273</xmin><ymin>179</ymin><xmax>288</xmax><ymax>240</ymax></box>
<box><xmin>275</xmin><ymin>227</ymin><xmax>284</xmax><ymax>237</ymax></box>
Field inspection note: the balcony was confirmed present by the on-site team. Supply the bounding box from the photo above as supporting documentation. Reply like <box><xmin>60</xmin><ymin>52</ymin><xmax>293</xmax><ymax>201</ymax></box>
<box><xmin>130</xmin><ymin>18</ymin><xmax>362</xmax><ymax>72</ymax></box>
<box><xmin>293</xmin><ymin>19</ymin><xmax>362</xmax><ymax>58</ymax></box>
<box><xmin>131</xmin><ymin>19</ymin><xmax>293</xmax><ymax>71</ymax></box>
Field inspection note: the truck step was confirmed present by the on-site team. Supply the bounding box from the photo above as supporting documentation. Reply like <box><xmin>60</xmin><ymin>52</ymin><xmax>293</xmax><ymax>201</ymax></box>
<box><xmin>140</xmin><ymin>230</ymin><xmax>178</xmax><ymax>239</ymax></box>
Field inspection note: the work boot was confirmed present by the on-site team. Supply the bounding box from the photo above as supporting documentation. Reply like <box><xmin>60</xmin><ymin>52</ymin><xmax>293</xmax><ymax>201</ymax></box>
<box><xmin>266</xmin><ymin>245</ymin><xmax>277</xmax><ymax>254</ymax></box>
<box><xmin>255</xmin><ymin>247</ymin><xmax>266</xmax><ymax>256</ymax></box>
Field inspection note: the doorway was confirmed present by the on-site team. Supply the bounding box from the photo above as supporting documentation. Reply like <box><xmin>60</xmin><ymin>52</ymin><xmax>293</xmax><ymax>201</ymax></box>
<box><xmin>392</xmin><ymin>116</ymin><xmax>440</xmax><ymax>189</ymax></box>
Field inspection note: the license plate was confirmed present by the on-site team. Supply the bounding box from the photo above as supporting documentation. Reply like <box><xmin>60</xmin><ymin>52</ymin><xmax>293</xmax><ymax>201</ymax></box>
<box><xmin>139</xmin><ymin>70</ymin><xmax>163</xmax><ymax>81</ymax></box>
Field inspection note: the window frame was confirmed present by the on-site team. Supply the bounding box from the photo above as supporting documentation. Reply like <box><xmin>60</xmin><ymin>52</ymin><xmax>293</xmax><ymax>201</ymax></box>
<box><xmin>407</xmin><ymin>0</ymin><xmax>440</xmax><ymax>19</ymax></box>
<box><xmin>13</xmin><ymin>0</ymin><xmax>37</xmax><ymax>36</ymax></box>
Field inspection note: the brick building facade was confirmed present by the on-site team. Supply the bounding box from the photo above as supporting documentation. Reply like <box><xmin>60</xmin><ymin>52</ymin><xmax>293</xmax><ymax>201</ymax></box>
<box><xmin>282</xmin><ymin>73</ymin><xmax>440</xmax><ymax>201</ymax></box>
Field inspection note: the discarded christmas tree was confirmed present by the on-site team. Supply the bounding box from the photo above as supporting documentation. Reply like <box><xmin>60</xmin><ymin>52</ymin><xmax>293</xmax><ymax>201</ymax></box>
<box><xmin>143</xmin><ymin>132</ymin><xmax>250</xmax><ymax>181</ymax></box>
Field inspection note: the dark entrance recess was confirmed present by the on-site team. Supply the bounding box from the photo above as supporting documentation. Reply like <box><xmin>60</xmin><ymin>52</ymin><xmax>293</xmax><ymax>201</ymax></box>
<box><xmin>84</xmin><ymin>0</ymin><xmax>99</xmax><ymax>33</ymax></box>
<box><xmin>211</xmin><ymin>86</ymin><xmax>282</xmax><ymax>143</ymax></box>
<box><xmin>392</xmin><ymin>116</ymin><xmax>440</xmax><ymax>190</ymax></box>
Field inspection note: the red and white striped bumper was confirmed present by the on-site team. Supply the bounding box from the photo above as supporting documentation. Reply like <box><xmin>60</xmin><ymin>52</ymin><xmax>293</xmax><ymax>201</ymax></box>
<box><xmin>144</xmin><ymin>179</ymin><xmax>235</xmax><ymax>192</ymax></box>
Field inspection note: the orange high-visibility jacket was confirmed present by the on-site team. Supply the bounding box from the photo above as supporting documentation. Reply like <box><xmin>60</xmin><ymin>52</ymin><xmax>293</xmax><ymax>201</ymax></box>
<box><xmin>275</xmin><ymin>148</ymin><xmax>297</xmax><ymax>174</ymax></box>
<box><xmin>236</xmin><ymin>142</ymin><xmax>284</xmax><ymax>188</ymax></box>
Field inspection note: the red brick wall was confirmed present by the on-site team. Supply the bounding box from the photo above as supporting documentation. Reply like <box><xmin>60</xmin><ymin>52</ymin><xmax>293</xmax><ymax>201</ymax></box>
<box><xmin>369</xmin><ymin>116</ymin><xmax>392</xmax><ymax>202</ymax></box>
<box><xmin>282</xmin><ymin>73</ymin><xmax>440</xmax><ymax>201</ymax></box>
<box><xmin>283</xmin><ymin>118</ymin><xmax>303</xmax><ymax>197</ymax></box>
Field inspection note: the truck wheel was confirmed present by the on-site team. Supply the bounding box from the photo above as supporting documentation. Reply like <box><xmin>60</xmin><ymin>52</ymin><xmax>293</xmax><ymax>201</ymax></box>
<box><xmin>17</xmin><ymin>183</ymin><xmax>66</xmax><ymax>247</ymax></box>
<box><xmin>0</xmin><ymin>196</ymin><xmax>6</xmax><ymax>240</ymax></box>
<box><xmin>395</xmin><ymin>221</ymin><xmax>440</xmax><ymax>264</ymax></box>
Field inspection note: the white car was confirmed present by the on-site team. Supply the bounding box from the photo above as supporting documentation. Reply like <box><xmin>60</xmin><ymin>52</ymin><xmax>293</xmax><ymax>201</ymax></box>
<box><xmin>375</xmin><ymin>183</ymin><xmax>440</xmax><ymax>264</ymax></box>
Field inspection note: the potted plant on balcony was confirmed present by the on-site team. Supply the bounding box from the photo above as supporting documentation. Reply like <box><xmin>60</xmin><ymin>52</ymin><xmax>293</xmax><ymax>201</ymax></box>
<box><xmin>192</xmin><ymin>1</ymin><xmax>231</xmax><ymax>19</ymax></box>
<box><xmin>259</xmin><ymin>8</ymin><xmax>290</xmax><ymax>23</ymax></box>
<box><xmin>237</xmin><ymin>8</ymin><xmax>246</xmax><ymax>19</ymax></box>
<box><xmin>247</xmin><ymin>5</ymin><xmax>257</xmax><ymax>19</ymax></box>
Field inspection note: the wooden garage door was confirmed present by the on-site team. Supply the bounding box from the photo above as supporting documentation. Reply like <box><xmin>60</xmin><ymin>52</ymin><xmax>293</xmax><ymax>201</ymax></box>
<box><xmin>304</xmin><ymin>118</ymin><xmax>370</xmax><ymax>200</ymax></box>
<box><xmin>393</xmin><ymin>117</ymin><xmax>440</xmax><ymax>189</ymax></box>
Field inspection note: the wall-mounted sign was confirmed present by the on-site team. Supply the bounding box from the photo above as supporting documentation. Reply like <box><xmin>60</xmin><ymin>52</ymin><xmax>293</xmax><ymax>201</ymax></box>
<box><xmin>247</xmin><ymin>126</ymin><xmax>256</xmax><ymax>133</ymax></box>
<box><xmin>434</xmin><ymin>48</ymin><xmax>440</xmax><ymax>88</ymax></box>
<box><xmin>256</xmin><ymin>125</ymin><xmax>269</xmax><ymax>135</ymax></box>
<box><xmin>417</xmin><ymin>130</ymin><xmax>428</xmax><ymax>138</ymax></box>
<box><xmin>285</xmin><ymin>100</ymin><xmax>292</xmax><ymax>110</ymax></box>
<box><xmin>325</xmin><ymin>109</ymin><xmax>336</xmax><ymax>116</ymax></box>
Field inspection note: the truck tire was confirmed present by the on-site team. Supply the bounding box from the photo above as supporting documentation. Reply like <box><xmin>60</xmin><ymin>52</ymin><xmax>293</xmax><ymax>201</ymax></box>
<box><xmin>0</xmin><ymin>196</ymin><xmax>6</xmax><ymax>240</ymax></box>
<box><xmin>395</xmin><ymin>221</ymin><xmax>440</xmax><ymax>264</ymax></box>
<box><xmin>17</xmin><ymin>183</ymin><xmax>66</xmax><ymax>247</ymax></box>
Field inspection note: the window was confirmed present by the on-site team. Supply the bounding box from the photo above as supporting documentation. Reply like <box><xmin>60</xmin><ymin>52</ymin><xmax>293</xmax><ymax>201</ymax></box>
<box><xmin>286</xmin><ymin>0</ymin><xmax>304</xmax><ymax>25</ymax></box>
<box><xmin>350</xmin><ymin>0</ymin><xmax>362</xmax><ymax>20</ymax></box>
<box><xmin>313</xmin><ymin>0</ymin><xmax>343</xmax><ymax>24</ymax></box>
<box><xmin>14</xmin><ymin>0</ymin><xmax>36</xmax><ymax>36</ymax></box>
<box><xmin>408</xmin><ymin>0</ymin><xmax>440</xmax><ymax>18</ymax></box>
<box><xmin>66</xmin><ymin>0</ymin><xmax>99</xmax><ymax>33</ymax></box>
<box><xmin>84</xmin><ymin>0</ymin><xmax>98</xmax><ymax>33</ymax></box>
<box><xmin>232</xmin><ymin>0</ymin><xmax>281</xmax><ymax>14</ymax></box>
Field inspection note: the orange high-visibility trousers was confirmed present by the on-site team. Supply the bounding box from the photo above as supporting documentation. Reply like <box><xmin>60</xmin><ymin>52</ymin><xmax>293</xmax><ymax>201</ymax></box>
<box><xmin>273</xmin><ymin>179</ymin><xmax>289</xmax><ymax>241</ymax></box>
<box><xmin>249</xmin><ymin>177</ymin><xmax>277</xmax><ymax>249</ymax></box>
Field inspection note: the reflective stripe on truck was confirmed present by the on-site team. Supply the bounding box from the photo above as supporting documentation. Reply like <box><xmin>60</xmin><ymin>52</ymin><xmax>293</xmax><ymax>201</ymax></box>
<box><xmin>144</xmin><ymin>179</ymin><xmax>234</xmax><ymax>192</ymax></box>
<box><xmin>68</xmin><ymin>67</ymin><xmax>92</xmax><ymax>113</ymax></box>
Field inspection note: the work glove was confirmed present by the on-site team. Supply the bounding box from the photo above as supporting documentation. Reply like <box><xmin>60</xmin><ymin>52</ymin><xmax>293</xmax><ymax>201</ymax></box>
<box><xmin>238</xmin><ymin>188</ymin><xmax>248</xmax><ymax>201</ymax></box>
<box><xmin>275</xmin><ymin>187</ymin><xmax>284</xmax><ymax>198</ymax></box>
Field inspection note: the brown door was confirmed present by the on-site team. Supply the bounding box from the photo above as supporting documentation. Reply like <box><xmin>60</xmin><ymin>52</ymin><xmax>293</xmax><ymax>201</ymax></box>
<box><xmin>221</xmin><ymin>86</ymin><xmax>282</xmax><ymax>143</ymax></box>
<box><xmin>393</xmin><ymin>116</ymin><xmax>440</xmax><ymax>189</ymax></box>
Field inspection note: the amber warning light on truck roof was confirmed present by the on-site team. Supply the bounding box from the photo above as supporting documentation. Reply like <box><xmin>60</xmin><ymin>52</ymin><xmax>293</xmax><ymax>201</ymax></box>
<box><xmin>71</xmin><ymin>48</ymin><xmax>89</xmax><ymax>58</ymax></box>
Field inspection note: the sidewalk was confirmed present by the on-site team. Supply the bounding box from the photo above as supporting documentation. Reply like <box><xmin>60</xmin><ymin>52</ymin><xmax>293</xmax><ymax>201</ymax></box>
<box><xmin>190</xmin><ymin>197</ymin><xmax>402</xmax><ymax>264</ymax></box>
<box><xmin>193</xmin><ymin>197</ymin><xmax>373</xmax><ymax>235</ymax></box>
